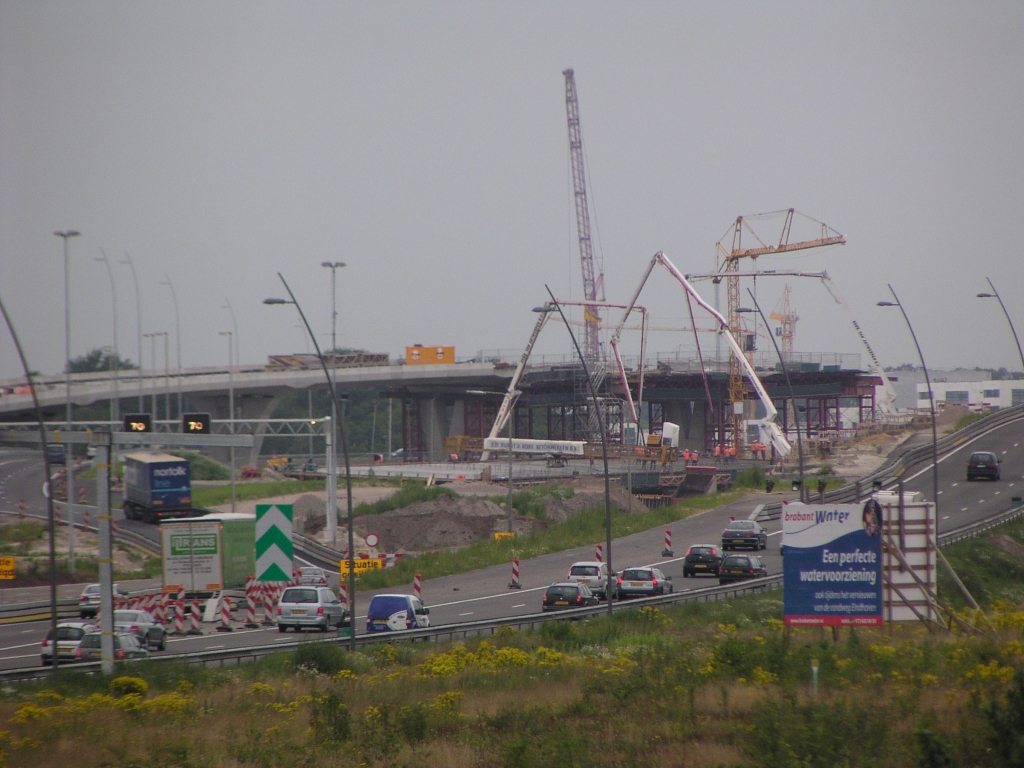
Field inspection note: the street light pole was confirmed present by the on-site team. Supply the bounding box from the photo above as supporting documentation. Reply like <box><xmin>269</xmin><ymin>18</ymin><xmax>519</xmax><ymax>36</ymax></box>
<box><xmin>738</xmin><ymin>291</ymin><xmax>804</xmax><ymax>494</ymax></box>
<box><xmin>265</xmin><ymin>273</ymin><xmax>355</xmax><ymax>651</ymax></box>
<box><xmin>978</xmin><ymin>278</ymin><xmax>1024</xmax><ymax>375</ymax></box>
<box><xmin>55</xmin><ymin>230</ymin><xmax>80</xmax><ymax>576</ymax></box>
<box><xmin>162</xmin><ymin>274</ymin><xmax>183</xmax><ymax>420</ymax></box>
<box><xmin>539</xmin><ymin>286</ymin><xmax>614</xmax><ymax>615</ymax></box>
<box><xmin>161</xmin><ymin>332</ymin><xmax>170</xmax><ymax>422</ymax></box>
<box><xmin>219</xmin><ymin>331</ymin><xmax>235</xmax><ymax>513</ymax></box>
<box><xmin>96</xmin><ymin>250</ymin><xmax>119</xmax><ymax>424</ymax></box>
<box><xmin>222</xmin><ymin>298</ymin><xmax>240</xmax><ymax>374</ymax></box>
<box><xmin>878</xmin><ymin>287</ymin><xmax>939</xmax><ymax>511</ymax></box>
<box><xmin>321</xmin><ymin>262</ymin><xmax>346</xmax><ymax>491</ymax></box>
<box><xmin>143</xmin><ymin>333</ymin><xmax>159</xmax><ymax>419</ymax></box>
<box><xmin>120</xmin><ymin>253</ymin><xmax>144</xmax><ymax>412</ymax></box>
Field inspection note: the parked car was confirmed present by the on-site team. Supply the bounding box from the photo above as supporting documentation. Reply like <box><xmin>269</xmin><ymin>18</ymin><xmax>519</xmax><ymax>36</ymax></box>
<box><xmin>75</xmin><ymin>632</ymin><xmax>149</xmax><ymax>662</ymax></box>
<box><xmin>542</xmin><ymin>582</ymin><xmax>600</xmax><ymax>611</ymax></box>
<box><xmin>41</xmin><ymin>621</ymin><xmax>96</xmax><ymax>665</ymax></box>
<box><xmin>718</xmin><ymin>554</ymin><xmax>768</xmax><ymax>585</ymax></box>
<box><xmin>277</xmin><ymin>586</ymin><xmax>349</xmax><ymax>632</ymax></box>
<box><xmin>721</xmin><ymin>520</ymin><xmax>768</xmax><ymax>551</ymax></box>
<box><xmin>682</xmin><ymin>544</ymin><xmax>723</xmax><ymax>577</ymax></box>
<box><xmin>79</xmin><ymin>582</ymin><xmax>130</xmax><ymax>618</ymax></box>
<box><xmin>112</xmin><ymin>609</ymin><xmax>167</xmax><ymax>651</ymax></box>
<box><xmin>365</xmin><ymin>593</ymin><xmax>430</xmax><ymax>633</ymax></box>
<box><xmin>616</xmin><ymin>567</ymin><xmax>673</xmax><ymax>599</ymax></box>
<box><xmin>966</xmin><ymin>451</ymin><xmax>1001</xmax><ymax>481</ymax></box>
<box><xmin>566</xmin><ymin>561</ymin><xmax>617</xmax><ymax>600</ymax></box>
<box><xmin>297</xmin><ymin>567</ymin><xmax>329</xmax><ymax>586</ymax></box>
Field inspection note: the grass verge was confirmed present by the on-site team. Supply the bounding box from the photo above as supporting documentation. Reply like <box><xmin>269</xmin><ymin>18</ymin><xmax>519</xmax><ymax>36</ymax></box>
<box><xmin>355</xmin><ymin>490</ymin><xmax>751</xmax><ymax>591</ymax></box>
<box><xmin>8</xmin><ymin>585</ymin><xmax>1024</xmax><ymax>768</ymax></box>
<box><xmin>191</xmin><ymin>477</ymin><xmax>401</xmax><ymax>510</ymax></box>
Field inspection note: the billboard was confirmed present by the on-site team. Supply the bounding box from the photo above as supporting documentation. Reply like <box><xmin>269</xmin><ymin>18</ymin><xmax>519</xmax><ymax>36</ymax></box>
<box><xmin>783</xmin><ymin>500</ymin><xmax>883</xmax><ymax>627</ymax></box>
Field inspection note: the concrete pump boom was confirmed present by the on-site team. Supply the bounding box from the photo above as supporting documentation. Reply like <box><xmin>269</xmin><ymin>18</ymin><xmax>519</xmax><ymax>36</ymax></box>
<box><xmin>610</xmin><ymin>252</ymin><xmax>793</xmax><ymax>458</ymax></box>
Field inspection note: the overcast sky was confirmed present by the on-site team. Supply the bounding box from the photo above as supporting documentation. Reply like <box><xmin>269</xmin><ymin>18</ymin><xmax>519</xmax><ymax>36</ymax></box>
<box><xmin>2</xmin><ymin>2</ymin><xmax>1022</xmax><ymax>380</ymax></box>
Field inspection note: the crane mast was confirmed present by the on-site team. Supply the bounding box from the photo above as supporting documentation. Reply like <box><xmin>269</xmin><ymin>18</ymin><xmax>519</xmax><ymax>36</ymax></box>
<box><xmin>564</xmin><ymin>68</ymin><xmax>602</xmax><ymax>363</ymax></box>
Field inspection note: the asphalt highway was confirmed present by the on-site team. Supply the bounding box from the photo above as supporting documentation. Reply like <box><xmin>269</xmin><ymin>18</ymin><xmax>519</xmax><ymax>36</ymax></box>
<box><xmin>0</xmin><ymin>414</ymin><xmax>1021</xmax><ymax>671</ymax></box>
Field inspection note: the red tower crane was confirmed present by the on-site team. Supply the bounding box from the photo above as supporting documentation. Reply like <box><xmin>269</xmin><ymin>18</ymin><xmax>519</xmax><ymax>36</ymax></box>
<box><xmin>563</xmin><ymin>68</ymin><xmax>603</xmax><ymax>363</ymax></box>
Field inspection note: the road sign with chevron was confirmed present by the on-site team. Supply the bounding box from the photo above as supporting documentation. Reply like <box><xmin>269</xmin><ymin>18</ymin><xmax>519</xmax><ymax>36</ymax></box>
<box><xmin>255</xmin><ymin>504</ymin><xmax>293</xmax><ymax>582</ymax></box>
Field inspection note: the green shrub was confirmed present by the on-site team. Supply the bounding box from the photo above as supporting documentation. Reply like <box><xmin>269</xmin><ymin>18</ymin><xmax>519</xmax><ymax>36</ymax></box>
<box><xmin>955</xmin><ymin>412</ymin><xmax>985</xmax><ymax>431</ymax></box>
<box><xmin>352</xmin><ymin>481</ymin><xmax>456</xmax><ymax>516</ymax></box>
<box><xmin>110</xmin><ymin>676</ymin><xmax>149</xmax><ymax>697</ymax></box>
<box><xmin>735</xmin><ymin>465</ymin><xmax>766</xmax><ymax>488</ymax></box>
<box><xmin>170</xmin><ymin>450</ymin><xmax>230</xmax><ymax>481</ymax></box>
<box><xmin>292</xmin><ymin>641</ymin><xmax>352</xmax><ymax>675</ymax></box>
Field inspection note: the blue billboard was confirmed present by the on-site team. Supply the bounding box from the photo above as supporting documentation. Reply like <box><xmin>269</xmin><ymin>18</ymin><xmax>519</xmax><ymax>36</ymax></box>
<box><xmin>782</xmin><ymin>500</ymin><xmax>883</xmax><ymax>627</ymax></box>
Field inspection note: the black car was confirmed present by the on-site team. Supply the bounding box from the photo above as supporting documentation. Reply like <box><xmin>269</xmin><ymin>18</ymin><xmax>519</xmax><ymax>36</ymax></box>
<box><xmin>682</xmin><ymin>544</ymin><xmax>723</xmax><ymax>577</ymax></box>
<box><xmin>718</xmin><ymin>554</ymin><xmax>768</xmax><ymax>585</ymax></box>
<box><xmin>542</xmin><ymin>582</ymin><xmax>599</xmax><ymax>611</ymax></box>
<box><xmin>966</xmin><ymin>451</ymin><xmax>1001</xmax><ymax>481</ymax></box>
<box><xmin>721</xmin><ymin>520</ymin><xmax>768</xmax><ymax>551</ymax></box>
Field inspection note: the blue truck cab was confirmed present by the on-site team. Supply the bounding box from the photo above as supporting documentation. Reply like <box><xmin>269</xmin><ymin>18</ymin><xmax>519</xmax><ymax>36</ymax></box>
<box><xmin>123</xmin><ymin>452</ymin><xmax>193</xmax><ymax>524</ymax></box>
<box><xmin>366</xmin><ymin>594</ymin><xmax>430</xmax><ymax>633</ymax></box>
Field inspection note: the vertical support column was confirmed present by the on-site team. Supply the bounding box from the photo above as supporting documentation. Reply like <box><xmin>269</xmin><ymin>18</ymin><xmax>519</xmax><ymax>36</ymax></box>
<box><xmin>96</xmin><ymin>432</ymin><xmax>115</xmax><ymax>674</ymax></box>
<box><xmin>325</xmin><ymin>418</ymin><xmax>337</xmax><ymax>548</ymax></box>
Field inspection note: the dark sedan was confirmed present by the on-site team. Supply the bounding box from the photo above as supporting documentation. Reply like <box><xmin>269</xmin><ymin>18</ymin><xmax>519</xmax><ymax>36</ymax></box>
<box><xmin>682</xmin><ymin>544</ymin><xmax>723</xmax><ymax>577</ymax></box>
<box><xmin>542</xmin><ymin>582</ymin><xmax>599</xmax><ymax>611</ymax></box>
<box><xmin>718</xmin><ymin>554</ymin><xmax>768</xmax><ymax>585</ymax></box>
<box><xmin>721</xmin><ymin>520</ymin><xmax>768</xmax><ymax>551</ymax></box>
<box><xmin>966</xmin><ymin>451</ymin><xmax>1001</xmax><ymax>481</ymax></box>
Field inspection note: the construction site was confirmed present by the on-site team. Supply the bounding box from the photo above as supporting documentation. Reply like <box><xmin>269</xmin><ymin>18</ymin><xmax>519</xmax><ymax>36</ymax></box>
<box><xmin>392</xmin><ymin>70</ymin><xmax>902</xmax><ymax>467</ymax></box>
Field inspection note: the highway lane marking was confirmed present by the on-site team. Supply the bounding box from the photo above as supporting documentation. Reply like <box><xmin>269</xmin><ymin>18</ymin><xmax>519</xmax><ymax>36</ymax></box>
<box><xmin>901</xmin><ymin>422</ymin><xmax>1024</xmax><ymax>484</ymax></box>
<box><xmin>962</xmin><ymin>507</ymin><xmax>969</xmax><ymax>512</ymax></box>
<box><xmin>205</xmin><ymin>645</ymin><xmax>224</xmax><ymax>650</ymax></box>
<box><xmin>979</xmin><ymin>500</ymin><xmax>986</xmax><ymax>504</ymax></box>
<box><xmin>512</xmin><ymin>604</ymin><xmax>526</xmax><ymax>608</ymax></box>
<box><xmin>942</xmin><ymin>515</ymin><xmax>950</xmax><ymax>520</ymax></box>
<box><xmin>938</xmin><ymin>490</ymin><xmax>943</xmax><ymax>495</ymax></box>
<box><xmin>995</xmin><ymin>491</ymin><xmax>1001</xmax><ymax>495</ymax></box>
<box><xmin>458</xmin><ymin>612</ymin><xmax>474</xmax><ymax>617</ymax></box>
<box><xmin>768</xmin><ymin>531</ymin><xmax>783</xmax><ymax>536</ymax></box>
<box><xmin>0</xmin><ymin>653</ymin><xmax>43</xmax><ymax>661</ymax></box>
<box><xmin>0</xmin><ymin>641</ymin><xmax>42</xmax><ymax>652</ymax></box>
<box><xmin>951</xmin><ymin>483</ymin><xmax>958</xmax><ymax>487</ymax></box>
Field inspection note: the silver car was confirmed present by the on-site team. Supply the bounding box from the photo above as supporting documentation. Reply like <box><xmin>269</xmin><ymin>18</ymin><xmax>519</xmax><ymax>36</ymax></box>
<box><xmin>78</xmin><ymin>582</ymin><xmax>129</xmax><ymax>618</ymax></box>
<box><xmin>277</xmin><ymin>586</ymin><xmax>348</xmax><ymax>632</ymax></box>
<box><xmin>41</xmin><ymin>621</ymin><xmax>96</xmax><ymax>665</ymax></box>
<box><xmin>566</xmin><ymin>561</ymin><xmax>616</xmax><ymax>600</ymax></box>
<box><xmin>616</xmin><ymin>567</ymin><xmax>673</xmax><ymax>599</ymax></box>
<box><xmin>113</xmin><ymin>609</ymin><xmax>167</xmax><ymax>651</ymax></box>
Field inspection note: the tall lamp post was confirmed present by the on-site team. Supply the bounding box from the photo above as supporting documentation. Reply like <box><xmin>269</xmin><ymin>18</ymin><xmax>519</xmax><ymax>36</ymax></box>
<box><xmin>265</xmin><ymin>272</ymin><xmax>355</xmax><ymax>651</ymax></box>
<box><xmin>55</xmin><ymin>230</ymin><xmax>80</xmax><ymax>576</ymax></box>
<box><xmin>977</xmin><ymin>278</ymin><xmax>1024</xmax><ymax>375</ymax></box>
<box><xmin>143</xmin><ymin>332</ymin><xmax>160</xmax><ymax>418</ymax></box>
<box><xmin>96</xmin><ymin>250</ymin><xmax>120</xmax><ymax>424</ymax></box>
<box><xmin>219</xmin><ymin>331</ymin><xmax>235</xmax><ymax>513</ymax></box>
<box><xmin>321</xmin><ymin>262</ymin><xmax>346</xmax><ymax>483</ymax></box>
<box><xmin>537</xmin><ymin>286</ymin><xmax>614</xmax><ymax>615</ymax></box>
<box><xmin>738</xmin><ymin>290</ymin><xmax>804</xmax><ymax>495</ymax></box>
<box><xmin>162</xmin><ymin>274</ymin><xmax>183</xmax><ymax>420</ymax></box>
<box><xmin>120</xmin><ymin>253</ymin><xmax>144</xmax><ymax>412</ymax></box>
<box><xmin>878</xmin><ymin>287</ymin><xmax>939</xmax><ymax>511</ymax></box>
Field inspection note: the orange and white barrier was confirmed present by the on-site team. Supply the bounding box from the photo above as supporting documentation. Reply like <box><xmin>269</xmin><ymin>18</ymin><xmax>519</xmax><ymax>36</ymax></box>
<box><xmin>595</xmin><ymin>542</ymin><xmax>603</xmax><ymax>562</ymax></box>
<box><xmin>188</xmin><ymin>598</ymin><xmax>202</xmax><ymax>635</ymax></box>
<box><xmin>413</xmin><ymin>572</ymin><xmax>422</xmax><ymax>602</ymax></box>
<box><xmin>216</xmin><ymin>596</ymin><xmax>233</xmax><ymax>632</ymax></box>
<box><xmin>662</xmin><ymin>529</ymin><xmax>674</xmax><ymax>557</ymax></box>
<box><xmin>508</xmin><ymin>558</ymin><xmax>521</xmax><ymax>589</ymax></box>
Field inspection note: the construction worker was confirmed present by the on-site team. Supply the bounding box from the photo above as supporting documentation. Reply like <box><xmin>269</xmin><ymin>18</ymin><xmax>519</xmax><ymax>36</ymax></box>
<box><xmin>727</xmin><ymin>445</ymin><xmax>736</xmax><ymax>463</ymax></box>
<box><xmin>691</xmin><ymin>450</ymin><xmax>699</xmax><ymax>466</ymax></box>
<box><xmin>682</xmin><ymin>448</ymin><xmax>691</xmax><ymax>464</ymax></box>
<box><xmin>714</xmin><ymin>444</ymin><xmax>722</xmax><ymax>463</ymax></box>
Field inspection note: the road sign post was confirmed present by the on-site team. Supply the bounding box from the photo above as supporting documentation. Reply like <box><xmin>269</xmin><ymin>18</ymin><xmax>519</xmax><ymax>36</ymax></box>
<box><xmin>256</xmin><ymin>504</ymin><xmax>294</xmax><ymax>583</ymax></box>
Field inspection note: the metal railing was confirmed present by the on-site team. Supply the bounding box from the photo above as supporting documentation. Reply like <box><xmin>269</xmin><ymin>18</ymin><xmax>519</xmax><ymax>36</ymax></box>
<box><xmin>0</xmin><ymin>574</ymin><xmax>781</xmax><ymax>683</ymax></box>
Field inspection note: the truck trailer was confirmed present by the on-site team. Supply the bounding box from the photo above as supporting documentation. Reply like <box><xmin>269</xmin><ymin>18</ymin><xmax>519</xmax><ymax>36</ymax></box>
<box><xmin>160</xmin><ymin>513</ymin><xmax>256</xmax><ymax>592</ymax></box>
<box><xmin>123</xmin><ymin>452</ymin><xmax>197</xmax><ymax>523</ymax></box>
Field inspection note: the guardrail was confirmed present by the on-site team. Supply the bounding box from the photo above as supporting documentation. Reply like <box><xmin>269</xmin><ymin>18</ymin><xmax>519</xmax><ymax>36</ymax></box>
<box><xmin>0</xmin><ymin>573</ymin><xmax>781</xmax><ymax>683</ymax></box>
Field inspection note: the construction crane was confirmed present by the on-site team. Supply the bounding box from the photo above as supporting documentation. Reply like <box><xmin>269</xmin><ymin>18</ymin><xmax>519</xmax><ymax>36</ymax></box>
<box><xmin>564</xmin><ymin>68</ymin><xmax>603</xmax><ymax>364</ymax></box>
<box><xmin>715</xmin><ymin>209</ymin><xmax>845</xmax><ymax>455</ymax></box>
<box><xmin>769</xmin><ymin>285</ymin><xmax>798</xmax><ymax>362</ymax></box>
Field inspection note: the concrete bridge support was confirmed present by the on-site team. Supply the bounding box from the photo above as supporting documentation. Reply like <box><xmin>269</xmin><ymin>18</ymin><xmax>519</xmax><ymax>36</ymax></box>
<box><xmin>187</xmin><ymin>392</ymin><xmax>283</xmax><ymax>466</ymax></box>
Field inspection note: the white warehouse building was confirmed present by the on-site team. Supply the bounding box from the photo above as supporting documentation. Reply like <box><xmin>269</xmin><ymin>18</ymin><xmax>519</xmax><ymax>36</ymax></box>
<box><xmin>916</xmin><ymin>380</ymin><xmax>1024</xmax><ymax>411</ymax></box>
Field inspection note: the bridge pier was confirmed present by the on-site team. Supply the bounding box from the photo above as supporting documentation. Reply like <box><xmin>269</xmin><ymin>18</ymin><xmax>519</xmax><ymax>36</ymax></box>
<box><xmin>187</xmin><ymin>392</ymin><xmax>281</xmax><ymax>467</ymax></box>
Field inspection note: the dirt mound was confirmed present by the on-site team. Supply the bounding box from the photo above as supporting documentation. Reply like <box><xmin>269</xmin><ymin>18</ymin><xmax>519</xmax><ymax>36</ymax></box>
<box><xmin>353</xmin><ymin>496</ymin><xmax>542</xmax><ymax>552</ymax></box>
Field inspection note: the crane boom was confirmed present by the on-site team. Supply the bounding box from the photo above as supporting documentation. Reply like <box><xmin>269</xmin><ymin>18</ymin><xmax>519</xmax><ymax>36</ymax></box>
<box><xmin>563</xmin><ymin>68</ymin><xmax>602</xmax><ymax>363</ymax></box>
<box><xmin>610</xmin><ymin>252</ymin><xmax>792</xmax><ymax>458</ymax></box>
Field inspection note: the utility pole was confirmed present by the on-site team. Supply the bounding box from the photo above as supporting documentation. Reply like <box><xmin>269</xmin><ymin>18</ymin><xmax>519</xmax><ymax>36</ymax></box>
<box><xmin>121</xmin><ymin>253</ymin><xmax>144</xmax><ymax>412</ymax></box>
<box><xmin>162</xmin><ymin>274</ymin><xmax>183</xmax><ymax>420</ymax></box>
<box><xmin>96</xmin><ymin>251</ymin><xmax>119</xmax><ymax>424</ymax></box>
<box><xmin>220</xmin><ymin>331</ymin><xmax>235</xmax><ymax>513</ymax></box>
<box><xmin>55</xmin><ymin>230</ymin><xmax>80</xmax><ymax>576</ymax></box>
